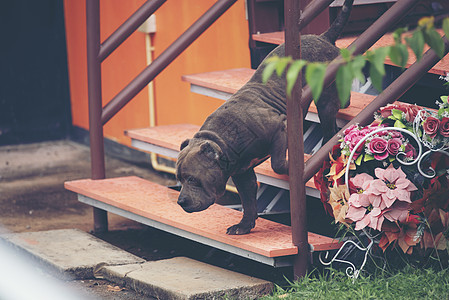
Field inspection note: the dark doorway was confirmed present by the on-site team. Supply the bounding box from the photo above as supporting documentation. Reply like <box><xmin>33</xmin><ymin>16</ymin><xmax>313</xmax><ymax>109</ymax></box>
<box><xmin>0</xmin><ymin>0</ymin><xmax>71</xmax><ymax>145</ymax></box>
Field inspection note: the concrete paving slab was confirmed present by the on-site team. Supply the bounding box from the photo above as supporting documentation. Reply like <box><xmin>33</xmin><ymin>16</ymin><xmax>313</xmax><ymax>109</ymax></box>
<box><xmin>0</xmin><ymin>229</ymin><xmax>145</xmax><ymax>279</ymax></box>
<box><xmin>100</xmin><ymin>256</ymin><xmax>273</xmax><ymax>300</ymax></box>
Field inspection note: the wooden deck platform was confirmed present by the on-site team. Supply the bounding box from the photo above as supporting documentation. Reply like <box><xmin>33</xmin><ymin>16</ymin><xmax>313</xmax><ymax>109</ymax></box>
<box><xmin>65</xmin><ymin>176</ymin><xmax>342</xmax><ymax>266</ymax></box>
<box><xmin>181</xmin><ymin>68</ymin><xmax>376</xmax><ymax>127</ymax></box>
<box><xmin>252</xmin><ymin>29</ymin><xmax>448</xmax><ymax>76</ymax></box>
<box><xmin>125</xmin><ymin>124</ymin><xmax>317</xmax><ymax>193</ymax></box>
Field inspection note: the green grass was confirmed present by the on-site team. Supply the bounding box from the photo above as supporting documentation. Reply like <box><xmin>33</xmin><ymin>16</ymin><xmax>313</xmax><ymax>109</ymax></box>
<box><xmin>261</xmin><ymin>266</ymin><xmax>449</xmax><ymax>299</ymax></box>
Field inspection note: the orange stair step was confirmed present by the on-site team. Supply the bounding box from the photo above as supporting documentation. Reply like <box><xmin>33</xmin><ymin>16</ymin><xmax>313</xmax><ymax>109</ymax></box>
<box><xmin>65</xmin><ymin>176</ymin><xmax>341</xmax><ymax>265</ymax></box>
<box><xmin>252</xmin><ymin>29</ymin><xmax>448</xmax><ymax>76</ymax></box>
<box><xmin>125</xmin><ymin>124</ymin><xmax>317</xmax><ymax>192</ymax></box>
<box><xmin>182</xmin><ymin>68</ymin><xmax>376</xmax><ymax>123</ymax></box>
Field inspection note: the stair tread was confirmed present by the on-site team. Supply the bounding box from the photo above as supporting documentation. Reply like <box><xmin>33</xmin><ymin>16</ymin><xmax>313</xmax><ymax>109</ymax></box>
<box><xmin>252</xmin><ymin>29</ymin><xmax>448</xmax><ymax>76</ymax></box>
<box><xmin>65</xmin><ymin>176</ymin><xmax>341</xmax><ymax>257</ymax></box>
<box><xmin>125</xmin><ymin>124</ymin><xmax>316</xmax><ymax>189</ymax></box>
<box><xmin>182</xmin><ymin>68</ymin><xmax>375</xmax><ymax>121</ymax></box>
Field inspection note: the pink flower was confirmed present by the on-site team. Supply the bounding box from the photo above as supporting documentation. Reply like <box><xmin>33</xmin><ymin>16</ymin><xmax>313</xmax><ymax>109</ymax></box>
<box><xmin>346</xmin><ymin>173</ymin><xmax>384</xmax><ymax>231</ymax></box>
<box><xmin>383</xmin><ymin>201</ymin><xmax>410</xmax><ymax>223</ymax></box>
<box><xmin>423</xmin><ymin>116</ymin><xmax>440</xmax><ymax>138</ymax></box>
<box><xmin>360</xmin><ymin>124</ymin><xmax>380</xmax><ymax>136</ymax></box>
<box><xmin>439</xmin><ymin>117</ymin><xmax>449</xmax><ymax>137</ymax></box>
<box><xmin>349</xmin><ymin>135</ymin><xmax>364</xmax><ymax>156</ymax></box>
<box><xmin>368</xmin><ymin>164</ymin><xmax>418</xmax><ymax>208</ymax></box>
<box><xmin>369</xmin><ymin>137</ymin><xmax>388</xmax><ymax>160</ymax></box>
<box><xmin>387</xmin><ymin>138</ymin><xmax>402</xmax><ymax>156</ymax></box>
<box><xmin>344</xmin><ymin>124</ymin><xmax>359</xmax><ymax>135</ymax></box>
<box><xmin>389</xmin><ymin>131</ymin><xmax>403</xmax><ymax>139</ymax></box>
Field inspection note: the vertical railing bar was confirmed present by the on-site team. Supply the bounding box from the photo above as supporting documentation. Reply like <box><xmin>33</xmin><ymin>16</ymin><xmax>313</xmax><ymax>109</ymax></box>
<box><xmin>101</xmin><ymin>0</ymin><xmax>238</xmax><ymax>125</ymax></box>
<box><xmin>86</xmin><ymin>0</ymin><xmax>108</xmax><ymax>232</ymax></box>
<box><xmin>98</xmin><ymin>0</ymin><xmax>166</xmax><ymax>62</ymax></box>
<box><xmin>285</xmin><ymin>0</ymin><xmax>308</xmax><ymax>279</ymax></box>
<box><xmin>298</xmin><ymin>0</ymin><xmax>335</xmax><ymax>31</ymax></box>
<box><xmin>304</xmin><ymin>37</ymin><xmax>449</xmax><ymax>181</ymax></box>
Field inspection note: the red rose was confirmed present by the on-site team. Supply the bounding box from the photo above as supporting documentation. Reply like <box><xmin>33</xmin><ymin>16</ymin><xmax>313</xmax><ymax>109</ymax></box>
<box><xmin>423</xmin><ymin>116</ymin><xmax>440</xmax><ymax>138</ymax></box>
<box><xmin>369</xmin><ymin>137</ymin><xmax>388</xmax><ymax>160</ymax></box>
<box><xmin>439</xmin><ymin>117</ymin><xmax>449</xmax><ymax>137</ymax></box>
<box><xmin>387</xmin><ymin>138</ymin><xmax>402</xmax><ymax>155</ymax></box>
<box><xmin>403</xmin><ymin>105</ymin><xmax>420</xmax><ymax>123</ymax></box>
<box><xmin>379</xmin><ymin>104</ymin><xmax>401</xmax><ymax>119</ymax></box>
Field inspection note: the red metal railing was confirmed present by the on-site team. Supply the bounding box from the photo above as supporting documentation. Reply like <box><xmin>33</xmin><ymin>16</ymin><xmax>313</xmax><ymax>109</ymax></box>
<box><xmin>85</xmin><ymin>0</ymin><xmax>447</xmax><ymax>278</ymax></box>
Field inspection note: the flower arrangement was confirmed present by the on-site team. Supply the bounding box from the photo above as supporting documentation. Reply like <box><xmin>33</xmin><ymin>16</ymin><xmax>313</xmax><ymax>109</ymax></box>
<box><xmin>315</xmin><ymin>99</ymin><xmax>449</xmax><ymax>256</ymax></box>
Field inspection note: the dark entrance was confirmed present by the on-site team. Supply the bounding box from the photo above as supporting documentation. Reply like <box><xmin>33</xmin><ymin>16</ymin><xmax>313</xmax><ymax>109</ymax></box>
<box><xmin>0</xmin><ymin>0</ymin><xmax>71</xmax><ymax>145</ymax></box>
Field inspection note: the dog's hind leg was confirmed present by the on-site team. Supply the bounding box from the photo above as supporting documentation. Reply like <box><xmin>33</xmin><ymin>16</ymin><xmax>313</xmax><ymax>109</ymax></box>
<box><xmin>317</xmin><ymin>93</ymin><xmax>341</xmax><ymax>145</ymax></box>
<box><xmin>270</xmin><ymin>118</ymin><xmax>288</xmax><ymax>175</ymax></box>
<box><xmin>227</xmin><ymin>169</ymin><xmax>258</xmax><ymax>235</ymax></box>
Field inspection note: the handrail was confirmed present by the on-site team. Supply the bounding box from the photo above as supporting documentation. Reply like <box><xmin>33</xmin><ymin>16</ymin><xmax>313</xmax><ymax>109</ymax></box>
<box><xmin>101</xmin><ymin>0</ymin><xmax>239</xmax><ymax>125</ymax></box>
<box><xmin>99</xmin><ymin>0</ymin><xmax>166</xmax><ymax>62</ymax></box>
<box><xmin>301</xmin><ymin>0</ymin><xmax>421</xmax><ymax>114</ymax></box>
<box><xmin>302</xmin><ymin>0</ymin><xmax>421</xmax><ymax>182</ymax></box>
<box><xmin>304</xmin><ymin>36</ymin><xmax>449</xmax><ymax>181</ymax></box>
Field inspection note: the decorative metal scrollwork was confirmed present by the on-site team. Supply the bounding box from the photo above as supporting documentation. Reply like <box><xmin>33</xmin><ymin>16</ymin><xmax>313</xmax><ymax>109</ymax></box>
<box><xmin>319</xmin><ymin>235</ymin><xmax>374</xmax><ymax>281</ymax></box>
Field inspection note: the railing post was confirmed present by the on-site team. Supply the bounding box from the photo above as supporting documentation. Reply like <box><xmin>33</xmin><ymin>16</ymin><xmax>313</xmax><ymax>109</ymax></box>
<box><xmin>285</xmin><ymin>0</ymin><xmax>308</xmax><ymax>279</ymax></box>
<box><xmin>86</xmin><ymin>0</ymin><xmax>108</xmax><ymax>233</ymax></box>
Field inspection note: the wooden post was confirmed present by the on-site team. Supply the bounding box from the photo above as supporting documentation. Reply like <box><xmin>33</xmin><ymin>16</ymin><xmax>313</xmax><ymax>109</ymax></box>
<box><xmin>284</xmin><ymin>0</ymin><xmax>308</xmax><ymax>279</ymax></box>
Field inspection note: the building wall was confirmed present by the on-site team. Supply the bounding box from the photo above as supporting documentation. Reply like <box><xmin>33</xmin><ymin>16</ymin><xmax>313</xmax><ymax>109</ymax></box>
<box><xmin>64</xmin><ymin>0</ymin><xmax>250</xmax><ymax>146</ymax></box>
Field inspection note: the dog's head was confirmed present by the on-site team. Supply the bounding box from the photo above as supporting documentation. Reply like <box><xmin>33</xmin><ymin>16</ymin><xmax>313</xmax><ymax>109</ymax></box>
<box><xmin>176</xmin><ymin>138</ymin><xmax>228</xmax><ymax>213</ymax></box>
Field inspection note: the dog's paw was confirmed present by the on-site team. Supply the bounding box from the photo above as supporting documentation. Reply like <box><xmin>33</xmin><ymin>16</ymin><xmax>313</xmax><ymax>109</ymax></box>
<box><xmin>226</xmin><ymin>222</ymin><xmax>254</xmax><ymax>235</ymax></box>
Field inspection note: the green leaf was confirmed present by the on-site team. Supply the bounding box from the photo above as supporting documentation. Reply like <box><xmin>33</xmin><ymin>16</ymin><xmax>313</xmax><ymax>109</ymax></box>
<box><xmin>305</xmin><ymin>62</ymin><xmax>327</xmax><ymax>103</ymax></box>
<box><xmin>340</xmin><ymin>48</ymin><xmax>352</xmax><ymax>62</ymax></box>
<box><xmin>364</xmin><ymin>154</ymin><xmax>374</xmax><ymax>162</ymax></box>
<box><xmin>443</xmin><ymin>18</ymin><xmax>449</xmax><ymax>41</ymax></box>
<box><xmin>391</xmin><ymin>108</ymin><xmax>404</xmax><ymax>120</ymax></box>
<box><xmin>394</xmin><ymin>120</ymin><xmax>406</xmax><ymax>128</ymax></box>
<box><xmin>441</xmin><ymin>95</ymin><xmax>448</xmax><ymax>104</ymax></box>
<box><xmin>262</xmin><ymin>59</ymin><xmax>278</xmax><ymax>83</ymax></box>
<box><xmin>405</xmin><ymin>30</ymin><xmax>425</xmax><ymax>61</ymax></box>
<box><xmin>389</xmin><ymin>43</ymin><xmax>409</xmax><ymax>68</ymax></box>
<box><xmin>423</xmin><ymin>27</ymin><xmax>445</xmax><ymax>58</ymax></box>
<box><xmin>286</xmin><ymin>59</ymin><xmax>307</xmax><ymax>96</ymax></box>
<box><xmin>392</xmin><ymin>27</ymin><xmax>406</xmax><ymax>44</ymax></box>
<box><xmin>350</xmin><ymin>55</ymin><xmax>367</xmax><ymax>85</ymax></box>
<box><xmin>336</xmin><ymin>64</ymin><xmax>352</xmax><ymax>108</ymax></box>
<box><xmin>355</xmin><ymin>154</ymin><xmax>363</xmax><ymax>165</ymax></box>
<box><xmin>369</xmin><ymin>65</ymin><xmax>383</xmax><ymax>92</ymax></box>
<box><xmin>275</xmin><ymin>57</ymin><xmax>291</xmax><ymax>77</ymax></box>
<box><xmin>367</xmin><ymin>48</ymin><xmax>388</xmax><ymax>76</ymax></box>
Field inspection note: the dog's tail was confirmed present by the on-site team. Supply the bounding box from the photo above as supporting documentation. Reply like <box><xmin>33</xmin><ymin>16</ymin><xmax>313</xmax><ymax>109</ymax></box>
<box><xmin>321</xmin><ymin>0</ymin><xmax>354</xmax><ymax>45</ymax></box>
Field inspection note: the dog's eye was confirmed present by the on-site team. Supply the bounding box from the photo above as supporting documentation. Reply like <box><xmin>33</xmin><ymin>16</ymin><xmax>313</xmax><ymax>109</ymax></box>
<box><xmin>187</xmin><ymin>177</ymin><xmax>200</xmax><ymax>186</ymax></box>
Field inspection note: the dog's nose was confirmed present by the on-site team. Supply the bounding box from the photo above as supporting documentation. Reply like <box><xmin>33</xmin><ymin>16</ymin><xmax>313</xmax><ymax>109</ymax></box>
<box><xmin>177</xmin><ymin>197</ymin><xmax>187</xmax><ymax>206</ymax></box>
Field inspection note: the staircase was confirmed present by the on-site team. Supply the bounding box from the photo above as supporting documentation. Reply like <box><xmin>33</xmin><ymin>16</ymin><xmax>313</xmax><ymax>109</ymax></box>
<box><xmin>66</xmin><ymin>0</ymin><xmax>449</xmax><ymax>275</ymax></box>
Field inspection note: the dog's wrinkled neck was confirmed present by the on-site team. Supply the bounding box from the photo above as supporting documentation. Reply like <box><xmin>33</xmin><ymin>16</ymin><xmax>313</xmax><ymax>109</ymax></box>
<box><xmin>193</xmin><ymin>130</ymin><xmax>238</xmax><ymax>173</ymax></box>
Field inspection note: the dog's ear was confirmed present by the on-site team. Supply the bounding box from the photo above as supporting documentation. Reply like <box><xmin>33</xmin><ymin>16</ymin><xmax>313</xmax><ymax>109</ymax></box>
<box><xmin>180</xmin><ymin>139</ymin><xmax>190</xmax><ymax>150</ymax></box>
<box><xmin>200</xmin><ymin>141</ymin><xmax>220</xmax><ymax>160</ymax></box>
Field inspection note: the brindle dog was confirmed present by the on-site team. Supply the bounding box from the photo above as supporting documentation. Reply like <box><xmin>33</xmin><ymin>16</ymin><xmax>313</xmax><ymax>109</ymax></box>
<box><xmin>176</xmin><ymin>0</ymin><xmax>354</xmax><ymax>235</ymax></box>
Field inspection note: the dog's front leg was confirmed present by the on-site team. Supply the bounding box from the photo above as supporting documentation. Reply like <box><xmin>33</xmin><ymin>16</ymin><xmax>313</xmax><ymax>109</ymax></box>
<box><xmin>227</xmin><ymin>169</ymin><xmax>258</xmax><ymax>235</ymax></box>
